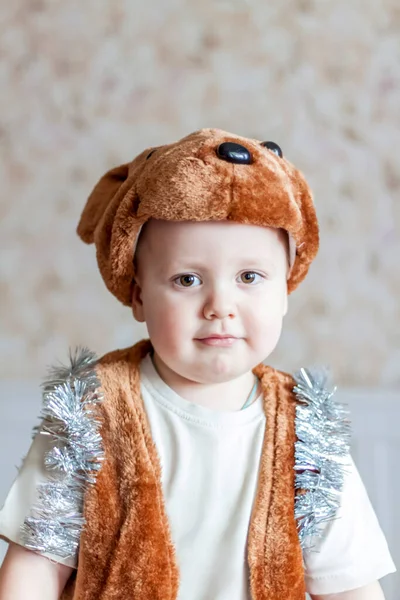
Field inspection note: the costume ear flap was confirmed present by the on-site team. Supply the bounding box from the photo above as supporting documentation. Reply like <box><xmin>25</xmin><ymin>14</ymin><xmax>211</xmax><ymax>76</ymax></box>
<box><xmin>77</xmin><ymin>163</ymin><xmax>130</xmax><ymax>244</ymax></box>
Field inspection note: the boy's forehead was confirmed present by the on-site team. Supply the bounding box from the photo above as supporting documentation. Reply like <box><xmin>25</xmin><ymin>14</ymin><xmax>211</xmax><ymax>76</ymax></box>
<box><xmin>145</xmin><ymin>218</ymin><xmax>283</xmax><ymax>246</ymax></box>
<box><xmin>137</xmin><ymin>219</ymin><xmax>288</xmax><ymax>266</ymax></box>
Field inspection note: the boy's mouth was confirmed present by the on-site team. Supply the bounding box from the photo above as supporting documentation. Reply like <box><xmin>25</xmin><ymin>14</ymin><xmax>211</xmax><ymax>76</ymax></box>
<box><xmin>195</xmin><ymin>335</ymin><xmax>238</xmax><ymax>347</ymax></box>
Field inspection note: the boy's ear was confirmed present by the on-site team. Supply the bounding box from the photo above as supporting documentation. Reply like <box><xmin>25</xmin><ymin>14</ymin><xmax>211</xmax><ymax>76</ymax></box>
<box><xmin>131</xmin><ymin>280</ymin><xmax>145</xmax><ymax>323</ymax></box>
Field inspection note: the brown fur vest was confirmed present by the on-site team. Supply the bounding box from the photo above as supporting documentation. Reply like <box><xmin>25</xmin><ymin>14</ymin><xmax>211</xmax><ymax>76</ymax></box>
<box><xmin>58</xmin><ymin>339</ymin><xmax>306</xmax><ymax>599</ymax></box>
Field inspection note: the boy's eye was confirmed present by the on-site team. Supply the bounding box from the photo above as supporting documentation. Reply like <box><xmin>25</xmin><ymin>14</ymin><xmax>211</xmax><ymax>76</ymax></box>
<box><xmin>173</xmin><ymin>272</ymin><xmax>263</xmax><ymax>287</ymax></box>
<box><xmin>240</xmin><ymin>272</ymin><xmax>262</xmax><ymax>284</ymax></box>
<box><xmin>175</xmin><ymin>274</ymin><xmax>201</xmax><ymax>287</ymax></box>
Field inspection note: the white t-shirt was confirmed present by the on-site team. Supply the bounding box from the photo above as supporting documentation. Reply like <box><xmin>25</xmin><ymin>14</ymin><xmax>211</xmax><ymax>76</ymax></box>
<box><xmin>0</xmin><ymin>354</ymin><xmax>396</xmax><ymax>598</ymax></box>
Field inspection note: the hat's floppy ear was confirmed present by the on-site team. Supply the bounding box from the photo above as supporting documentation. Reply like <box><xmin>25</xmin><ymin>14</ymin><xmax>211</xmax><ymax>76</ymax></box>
<box><xmin>286</xmin><ymin>170</ymin><xmax>319</xmax><ymax>293</ymax></box>
<box><xmin>77</xmin><ymin>160</ymin><xmax>148</xmax><ymax>305</ymax></box>
<box><xmin>77</xmin><ymin>163</ymin><xmax>130</xmax><ymax>244</ymax></box>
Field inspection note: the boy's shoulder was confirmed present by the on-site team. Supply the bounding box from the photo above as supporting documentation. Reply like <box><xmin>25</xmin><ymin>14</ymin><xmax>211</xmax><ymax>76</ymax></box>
<box><xmin>254</xmin><ymin>361</ymin><xmax>332</xmax><ymax>402</ymax></box>
<box><xmin>97</xmin><ymin>338</ymin><xmax>152</xmax><ymax>369</ymax></box>
<box><xmin>292</xmin><ymin>366</ymin><xmax>351</xmax><ymax>548</ymax></box>
<box><xmin>94</xmin><ymin>339</ymin><xmax>153</xmax><ymax>391</ymax></box>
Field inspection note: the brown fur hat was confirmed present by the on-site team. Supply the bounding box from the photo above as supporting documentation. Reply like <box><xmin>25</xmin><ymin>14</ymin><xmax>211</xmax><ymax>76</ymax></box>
<box><xmin>77</xmin><ymin>128</ymin><xmax>319</xmax><ymax>306</ymax></box>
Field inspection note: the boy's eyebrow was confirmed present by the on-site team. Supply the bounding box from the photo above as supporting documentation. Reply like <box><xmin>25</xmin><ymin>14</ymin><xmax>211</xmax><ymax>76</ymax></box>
<box><xmin>164</xmin><ymin>257</ymin><xmax>278</xmax><ymax>272</ymax></box>
<box><xmin>236</xmin><ymin>257</ymin><xmax>277</xmax><ymax>268</ymax></box>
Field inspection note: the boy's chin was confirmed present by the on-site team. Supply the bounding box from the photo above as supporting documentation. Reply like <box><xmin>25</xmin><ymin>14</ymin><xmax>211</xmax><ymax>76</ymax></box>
<box><xmin>191</xmin><ymin>359</ymin><xmax>256</xmax><ymax>384</ymax></box>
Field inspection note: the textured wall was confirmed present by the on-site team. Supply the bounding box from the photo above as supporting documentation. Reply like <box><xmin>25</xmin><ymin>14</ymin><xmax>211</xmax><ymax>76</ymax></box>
<box><xmin>1</xmin><ymin>0</ymin><xmax>399</xmax><ymax>385</ymax></box>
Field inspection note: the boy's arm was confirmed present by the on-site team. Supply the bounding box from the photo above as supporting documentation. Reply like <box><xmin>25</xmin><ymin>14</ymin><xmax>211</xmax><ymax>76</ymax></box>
<box><xmin>0</xmin><ymin>542</ymin><xmax>73</xmax><ymax>600</ymax></box>
<box><xmin>304</xmin><ymin>455</ymin><xmax>395</xmax><ymax>596</ymax></box>
<box><xmin>310</xmin><ymin>581</ymin><xmax>385</xmax><ymax>600</ymax></box>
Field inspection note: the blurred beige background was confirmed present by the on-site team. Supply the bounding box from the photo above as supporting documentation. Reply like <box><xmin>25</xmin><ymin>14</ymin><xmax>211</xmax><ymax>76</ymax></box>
<box><xmin>0</xmin><ymin>0</ymin><xmax>399</xmax><ymax>385</ymax></box>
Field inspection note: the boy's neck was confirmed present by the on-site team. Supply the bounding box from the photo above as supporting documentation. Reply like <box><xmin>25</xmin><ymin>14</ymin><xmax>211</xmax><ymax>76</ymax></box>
<box><xmin>151</xmin><ymin>352</ymin><xmax>260</xmax><ymax>412</ymax></box>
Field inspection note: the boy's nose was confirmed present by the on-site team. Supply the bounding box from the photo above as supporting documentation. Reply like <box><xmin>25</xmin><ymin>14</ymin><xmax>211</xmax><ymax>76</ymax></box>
<box><xmin>203</xmin><ymin>292</ymin><xmax>236</xmax><ymax>320</ymax></box>
<box><xmin>216</xmin><ymin>142</ymin><xmax>252</xmax><ymax>165</ymax></box>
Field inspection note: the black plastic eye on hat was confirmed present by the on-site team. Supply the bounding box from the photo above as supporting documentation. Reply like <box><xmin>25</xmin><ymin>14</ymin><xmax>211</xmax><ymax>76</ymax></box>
<box><xmin>262</xmin><ymin>141</ymin><xmax>283</xmax><ymax>158</ymax></box>
<box><xmin>216</xmin><ymin>142</ymin><xmax>253</xmax><ymax>165</ymax></box>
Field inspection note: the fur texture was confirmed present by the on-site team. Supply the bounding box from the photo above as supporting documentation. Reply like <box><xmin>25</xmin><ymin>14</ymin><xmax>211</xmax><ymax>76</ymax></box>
<box><xmin>77</xmin><ymin>128</ymin><xmax>319</xmax><ymax>306</ymax></box>
<box><xmin>61</xmin><ymin>340</ymin><xmax>305</xmax><ymax>599</ymax></box>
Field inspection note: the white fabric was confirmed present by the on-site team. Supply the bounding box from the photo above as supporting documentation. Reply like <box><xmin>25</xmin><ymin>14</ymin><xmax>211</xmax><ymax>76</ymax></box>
<box><xmin>0</xmin><ymin>354</ymin><xmax>396</xmax><ymax>598</ymax></box>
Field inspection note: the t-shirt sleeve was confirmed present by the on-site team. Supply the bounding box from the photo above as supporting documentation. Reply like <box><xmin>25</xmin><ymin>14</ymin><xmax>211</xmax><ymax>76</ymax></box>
<box><xmin>0</xmin><ymin>433</ymin><xmax>78</xmax><ymax>569</ymax></box>
<box><xmin>304</xmin><ymin>454</ymin><xmax>396</xmax><ymax>595</ymax></box>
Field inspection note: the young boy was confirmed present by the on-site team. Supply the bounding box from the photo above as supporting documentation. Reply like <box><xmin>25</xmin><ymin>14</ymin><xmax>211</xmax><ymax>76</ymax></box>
<box><xmin>0</xmin><ymin>129</ymin><xmax>396</xmax><ymax>599</ymax></box>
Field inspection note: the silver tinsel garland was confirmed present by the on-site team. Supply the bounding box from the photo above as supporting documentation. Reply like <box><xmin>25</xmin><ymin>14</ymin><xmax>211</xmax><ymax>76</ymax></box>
<box><xmin>293</xmin><ymin>367</ymin><xmax>351</xmax><ymax>551</ymax></box>
<box><xmin>20</xmin><ymin>348</ymin><xmax>104</xmax><ymax>560</ymax></box>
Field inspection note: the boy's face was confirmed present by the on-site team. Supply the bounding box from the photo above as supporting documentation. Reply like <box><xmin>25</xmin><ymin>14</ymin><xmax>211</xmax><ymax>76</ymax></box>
<box><xmin>132</xmin><ymin>219</ymin><xmax>289</xmax><ymax>384</ymax></box>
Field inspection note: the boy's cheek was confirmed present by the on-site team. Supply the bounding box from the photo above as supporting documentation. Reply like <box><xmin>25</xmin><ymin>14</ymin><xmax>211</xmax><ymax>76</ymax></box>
<box><xmin>146</xmin><ymin>304</ymin><xmax>193</xmax><ymax>342</ymax></box>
